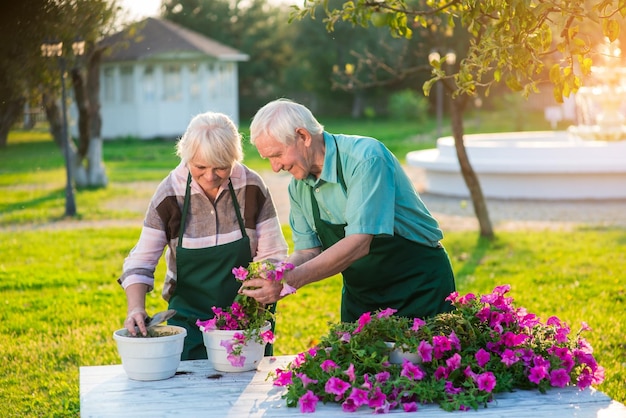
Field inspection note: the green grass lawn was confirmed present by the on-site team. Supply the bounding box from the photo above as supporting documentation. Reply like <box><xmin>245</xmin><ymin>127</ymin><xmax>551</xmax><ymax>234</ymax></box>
<box><xmin>1</xmin><ymin>115</ymin><xmax>624</xmax><ymax>416</ymax></box>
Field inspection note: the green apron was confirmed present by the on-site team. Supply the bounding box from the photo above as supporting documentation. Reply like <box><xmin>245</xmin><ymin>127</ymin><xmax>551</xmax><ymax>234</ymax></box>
<box><xmin>309</xmin><ymin>141</ymin><xmax>456</xmax><ymax>323</ymax></box>
<box><xmin>168</xmin><ymin>173</ymin><xmax>253</xmax><ymax>360</ymax></box>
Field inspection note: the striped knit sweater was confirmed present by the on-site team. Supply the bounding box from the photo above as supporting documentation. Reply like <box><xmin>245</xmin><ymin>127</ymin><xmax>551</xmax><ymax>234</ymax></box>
<box><xmin>118</xmin><ymin>161</ymin><xmax>288</xmax><ymax>301</ymax></box>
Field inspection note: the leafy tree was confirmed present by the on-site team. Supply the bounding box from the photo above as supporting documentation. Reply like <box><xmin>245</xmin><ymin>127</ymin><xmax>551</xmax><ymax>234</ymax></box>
<box><xmin>1</xmin><ymin>0</ymin><xmax>120</xmax><ymax>195</ymax></box>
<box><xmin>0</xmin><ymin>0</ymin><xmax>59</xmax><ymax>148</ymax></box>
<box><xmin>40</xmin><ymin>0</ymin><xmax>120</xmax><ymax>190</ymax></box>
<box><xmin>292</xmin><ymin>0</ymin><xmax>624</xmax><ymax>238</ymax></box>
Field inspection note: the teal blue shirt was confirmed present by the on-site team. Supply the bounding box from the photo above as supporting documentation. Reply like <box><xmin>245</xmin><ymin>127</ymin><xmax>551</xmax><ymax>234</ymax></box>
<box><xmin>288</xmin><ymin>132</ymin><xmax>443</xmax><ymax>250</ymax></box>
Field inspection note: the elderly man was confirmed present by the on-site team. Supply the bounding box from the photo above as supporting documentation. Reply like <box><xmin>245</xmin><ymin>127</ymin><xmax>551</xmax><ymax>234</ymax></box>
<box><xmin>241</xmin><ymin>98</ymin><xmax>456</xmax><ymax>322</ymax></box>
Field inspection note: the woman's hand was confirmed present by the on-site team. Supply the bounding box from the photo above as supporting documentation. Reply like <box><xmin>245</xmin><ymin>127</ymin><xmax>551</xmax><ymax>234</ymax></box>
<box><xmin>239</xmin><ymin>277</ymin><xmax>284</xmax><ymax>304</ymax></box>
<box><xmin>124</xmin><ymin>307</ymin><xmax>148</xmax><ymax>336</ymax></box>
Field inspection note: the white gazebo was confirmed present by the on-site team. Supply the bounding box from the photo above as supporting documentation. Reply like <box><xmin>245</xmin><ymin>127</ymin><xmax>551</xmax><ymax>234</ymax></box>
<box><xmin>99</xmin><ymin>18</ymin><xmax>249</xmax><ymax>139</ymax></box>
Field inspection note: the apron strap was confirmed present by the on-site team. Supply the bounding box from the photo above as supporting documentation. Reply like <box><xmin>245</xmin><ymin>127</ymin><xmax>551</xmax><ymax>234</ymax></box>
<box><xmin>178</xmin><ymin>172</ymin><xmax>193</xmax><ymax>247</ymax></box>
<box><xmin>310</xmin><ymin>135</ymin><xmax>346</xmax><ymax>225</ymax></box>
<box><xmin>227</xmin><ymin>179</ymin><xmax>248</xmax><ymax>238</ymax></box>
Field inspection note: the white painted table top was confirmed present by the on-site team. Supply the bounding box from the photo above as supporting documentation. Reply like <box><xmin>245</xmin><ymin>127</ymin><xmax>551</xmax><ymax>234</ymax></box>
<box><xmin>80</xmin><ymin>356</ymin><xmax>626</xmax><ymax>417</ymax></box>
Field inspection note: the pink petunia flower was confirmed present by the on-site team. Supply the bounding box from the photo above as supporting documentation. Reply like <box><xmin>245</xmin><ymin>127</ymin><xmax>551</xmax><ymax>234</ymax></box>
<box><xmin>354</xmin><ymin>312</ymin><xmax>372</xmax><ymax>334</ymax></box>
<box><xmin>296</xmin><ymin>372</ymin><xmax>319</xmax><ymax>388</ymax></box>
<box><xmin>418</xmin><ymin>340</ymin><xmax>433</xmax><ymax>362</ymax></box>
<box><xmin>400</xmin><ymin>360</ymin><xmax>425</xmax><ymax>380</ymax></box>
<box><xmin>341</xmin><ymin>398</ymin><xmax>359</xmax><ymax>413</ymax></box>
<box><xmin>298</xmin><ymin>390</ymin><xmax>319</xmax><ymax>413</ymax></box>
<box><xmin>549</xmin><ymin>368</ymin><xmax>571</xmax><ymax>387</ymax></box>
<box><xmin>273</xmin><ymin>369</ymin><xmax>293</xmax><ymax>386</ymax></box>
<box><xmin>445</xmin><ymin>291</ymin><xmax>459</xmax><ymax>303</ymax></box>
<box><xmin>402</xmin><ymin>402</ymin><xmax>418</xmax><ymax>412</ymax></box>
<box><xmin>446</xmin><ymin>353</ymin><xmax>462</xmax><ymax>371</ymax></box>
<box><xmin>373</xmin><ymin>399</ymin><xmax>391</xmax><ymax>414</ymax></box>
<box><xmin>475</xmin><ymin>348</ymin><xmax>491</xmax><ymax>368</ymax></box>
<box><xmin>528</xmin><ymin>366</ymin><xmax>548</xmax><ymax>384</ymax></box>
<box><xmin>226</xmin><ymin>353</ymin><xmax>245</xmax><ymax>368</ymax></box>
<box><xmin>434</xmin><ymin>366</ymin><xmax>449</xmax><ymax>380</ymax></box>
<box><xmin>231</xmin><ymin>266</ymin><xmax>248</xmax><ymax>281</ymax></box>
<box><xmin>367</xmin><ymin>386</ymin><xmax>387</xmax><ymax>408</ymax></box>
<box><xmin>377</xmin><ymin>308</ymin><xmax>397</xmax><ymax>318</ymax></box>
<box><xmin>445</xmin><ymin>380</ymin><xmax>463</xmax><ymax>395</ymax></box>
<box><xmin>475</xmin><ymin>371</ymin><xmax>497</xmax><ymax>392</ymax></box>
<box><xmin>345</xmin><ymin>387</ymin><xmax>369</xmax><ymax>408</ymax></box>
<box><xmin>448</xmin><ymin>331</ymin><xmax>461</xmax><ymax>351</ymax></box>
<box><xmin>501</xmin><ymin>349</ymin><xmax>519</xmax><ymax>366</ymax></box>
<box><xmin>432</xmin><ymin>335</ymin><xmax>452</xmax><ymax>359</ymax></box>
<box><xmin>411</xmin><ymin>317</ymin><xmax>426</xmax><ymax>331</ymax></box>
<box><xmin>321</xmin><ymin>359</ymin><xmax>339</xmax><ymax>372</ymax></box>
<box><xmin>375</xmin><ymin>371</ymin><xmax>390</xmax><ymax>384</ymax></box>
<box><xmin>325</xmin><ymin>377</ymin><xmax>351</xmax><ymax>398</ymax></box>
<box><xmin>260</xmin><ymin>330</ymin><xmax>275</xmax><ymax>344</ymax></box>
<box><xmin>344</xmin><ymin>363</ymin><xmax>356</xmax><ymax>382</ymax></box>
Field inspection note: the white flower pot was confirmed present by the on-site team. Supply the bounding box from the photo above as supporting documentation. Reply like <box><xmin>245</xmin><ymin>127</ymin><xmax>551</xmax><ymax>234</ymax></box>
<box><xmin>202</xmin><ymin>322</ymin><xmax>270</xmax><ymax>372</ymax></box>
<box><xmin>113</xmin><ymin>325</ymin><xmax>186</xmax><ymax>381</ymax></box>
<box><xmin>385</xmin><ymin>341</ymin><xmax>421</xmax><ymax>364</ymax></box>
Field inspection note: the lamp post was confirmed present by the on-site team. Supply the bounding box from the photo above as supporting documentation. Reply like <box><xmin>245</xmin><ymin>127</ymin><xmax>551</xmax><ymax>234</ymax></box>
<box><xmin>428</xmin><ymin>50</ymin><xmax>456</xmax><ymax>139</ymax></box>
<box><xmin>41</xmin><ymin>39</ymin><xmax>85</xmax><ymax>217</ymax></box>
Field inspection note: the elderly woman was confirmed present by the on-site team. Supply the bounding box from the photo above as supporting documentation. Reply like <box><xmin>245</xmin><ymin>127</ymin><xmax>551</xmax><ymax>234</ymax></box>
<box><xmin>118</xmin><ymin>112</ymin><xmax>288</xmax><ymax>360</ymax></box>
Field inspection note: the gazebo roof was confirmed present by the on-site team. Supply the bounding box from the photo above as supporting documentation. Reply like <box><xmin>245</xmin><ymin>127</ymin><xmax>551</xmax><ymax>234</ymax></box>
<box><xmin>101</xmin><ymin>17</ymin><xmax>249</xmax><ymax>62</ymax></box>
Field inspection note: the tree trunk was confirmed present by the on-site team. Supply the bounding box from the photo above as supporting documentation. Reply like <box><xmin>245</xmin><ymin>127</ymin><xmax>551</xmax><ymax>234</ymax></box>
<box><xmin>42</xmin><ymin>90</ymin><xmax>80</xmax><ymax>182</ymax></box>
<box><xmin>0</xmin><ymin>97</ymin><xmax>25</xmax><ymax>148</ymax></box>
<box><xmin>85</xmin><ymin>47</ymin><xmax>108</xmax><ymax>187</ymax></box>
<box><xmin>70</xmin><ymin>67</ymin><xmax>90</xmax><ymax>187</ymax></box>
<box><xmin>68</xmin><ymin>47</ymin><xmax>107</xmax><ymax>188</ymax></box>
<box><xmin>449</xmin><ymin>95</ymin><xmax>494</xmax><ymax>239</ymax></box>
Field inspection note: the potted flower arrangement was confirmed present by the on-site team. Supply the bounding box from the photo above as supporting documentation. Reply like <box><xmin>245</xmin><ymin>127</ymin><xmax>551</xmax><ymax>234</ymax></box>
<box><xmin>271</xmin><ymin>285</ymin><xmax>605</xmax><ymax>413</ymax></box>
<box><xmin>197</xmin><ymin>260</ymin><xmax>295</xmax><ymax>372</ymax></box>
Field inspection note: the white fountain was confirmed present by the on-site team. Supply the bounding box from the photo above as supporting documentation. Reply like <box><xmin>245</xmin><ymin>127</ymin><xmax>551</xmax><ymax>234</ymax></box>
<box><xmin>407</xmin><ymin>41</ymin><xmax>626</xmax><ymax>200</ymax></box>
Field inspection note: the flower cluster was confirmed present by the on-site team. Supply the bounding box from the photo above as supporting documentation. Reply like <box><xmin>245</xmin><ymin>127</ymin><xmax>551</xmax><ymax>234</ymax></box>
<box><xmin>271</xmin><ymin>285</ymin><xmax>604</xmax><ymax>413</ymax></box>
<box><xmin>232</xmin><ymin>259</ymin><xmax>297</xmax><ymax>297</ymax></box>
<box><xmin>196</xmin><ymin>260</ymin><xmax>294</xmax><ymax>367</ymax></box>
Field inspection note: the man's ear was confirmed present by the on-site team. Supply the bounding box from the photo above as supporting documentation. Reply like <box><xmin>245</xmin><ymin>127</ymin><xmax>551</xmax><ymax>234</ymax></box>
<box><xmin>296</xmin><ymin>128</ymin><xmax>312</xmax><ymax>146</ymax></box>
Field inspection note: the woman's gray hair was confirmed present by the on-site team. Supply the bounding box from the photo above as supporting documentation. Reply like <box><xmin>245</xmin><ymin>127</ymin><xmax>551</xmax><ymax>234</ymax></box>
<box><xmin>250</xmin><ymin>98</ymin><xmax>324</xmax><ymax>146</ymax></box>
<box><xmin>175</xmin><ymin>112</ymin><xmax>243</xmax><ymax>167</ymax></box>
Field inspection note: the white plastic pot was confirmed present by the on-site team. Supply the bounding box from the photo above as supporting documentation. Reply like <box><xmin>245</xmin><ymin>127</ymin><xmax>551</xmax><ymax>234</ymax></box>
<box><xmin>202</xmin><ymin>322</ymin><xmax>270</xmax><ymax>372</ymax></box>
<box><xmin>113</xmin><ymin>325</ymin><xmax>187</xmax><ymax>381</ymax></box>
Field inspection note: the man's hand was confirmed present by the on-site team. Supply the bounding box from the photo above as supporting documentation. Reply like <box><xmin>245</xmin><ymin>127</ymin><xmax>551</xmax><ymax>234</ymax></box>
<box><xmin>239</xmin><ymin>277</ymin><xmax>285</xmax><ymax>304</ymax></box>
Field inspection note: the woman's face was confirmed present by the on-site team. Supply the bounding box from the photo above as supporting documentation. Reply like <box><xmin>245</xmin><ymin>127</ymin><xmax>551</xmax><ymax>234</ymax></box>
<box><xmin>188</xmin><ymin>156</ymin><xmax>232</xmax><ymax>195</ymax></box>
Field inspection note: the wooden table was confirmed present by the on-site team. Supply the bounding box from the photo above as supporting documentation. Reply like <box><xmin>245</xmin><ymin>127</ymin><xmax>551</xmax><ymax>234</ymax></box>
<box><xmin>80</xmin><ymin>356</ymin><xmax>626</xmax><ymax>417</ymax></box>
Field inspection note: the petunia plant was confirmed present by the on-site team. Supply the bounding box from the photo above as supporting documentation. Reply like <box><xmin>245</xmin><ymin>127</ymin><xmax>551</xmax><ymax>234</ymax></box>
<box><xmin>197</xmin><ymin>260</ymin><xmax>294</xmax><ymax>368</ymax></box>
<box><xmin>271</xmin><ymin>285</ymin><xmax>605</xmax><ymax>413</ymax></box>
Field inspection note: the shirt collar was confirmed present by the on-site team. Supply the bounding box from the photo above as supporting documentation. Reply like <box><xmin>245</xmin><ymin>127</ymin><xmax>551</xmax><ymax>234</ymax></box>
<box><xmin>303</xmin><ymin>131</ymin><xmax>338</xmax><ymax>187</ymax></box>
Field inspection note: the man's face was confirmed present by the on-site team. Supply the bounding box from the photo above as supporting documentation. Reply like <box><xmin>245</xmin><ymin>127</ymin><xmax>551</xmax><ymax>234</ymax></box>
<box><xmin>254</xmin><ymin>130</ymin><xmax>312</xmax><ymax>180</ymax></box>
